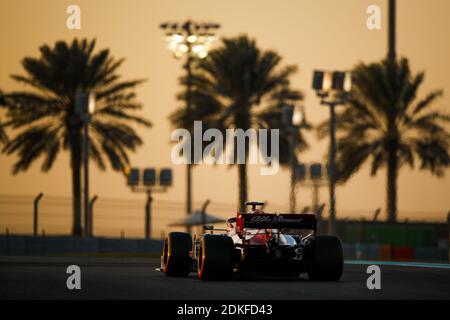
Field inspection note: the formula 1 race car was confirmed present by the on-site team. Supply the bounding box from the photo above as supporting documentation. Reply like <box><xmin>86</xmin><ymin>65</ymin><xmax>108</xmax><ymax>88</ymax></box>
<box><xmin>160</xmin><ymin>201</ymin><xmax>343</xmax><ymax>281</ymax></box>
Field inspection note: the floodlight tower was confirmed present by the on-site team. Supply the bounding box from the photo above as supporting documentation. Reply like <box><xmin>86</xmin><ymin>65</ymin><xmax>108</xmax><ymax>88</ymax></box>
<box><xmin>159</xmin><ymin>20</ymin><xmax>220</xmax><ymax>230</ymax></box>
<box><xmin>125</xmin><ymin>167</ymin><xmax>173</xmax><ymax>239</ymax></box>
<box><xmin>312</xmin><ymin>70</ymin><xmax>352</xmax><ymax>235</ymax></box>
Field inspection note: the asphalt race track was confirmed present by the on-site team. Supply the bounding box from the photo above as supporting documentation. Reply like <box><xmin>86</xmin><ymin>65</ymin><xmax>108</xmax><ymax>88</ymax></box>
<box><xmin>1</xmin><ymin>256</ymin><xmax>449</xmax><ymax>299</ymax></box>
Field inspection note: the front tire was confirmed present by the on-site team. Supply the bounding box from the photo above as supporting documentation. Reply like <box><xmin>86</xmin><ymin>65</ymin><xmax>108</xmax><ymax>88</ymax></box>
<box><xmin>307</xmin><ymin>236</ymin><xmax>343</xmax><ymax>281</ymax></box>
<box><xmin>161</xmin><ymin>232</ymin><xmax>192</xmax><ymax>277</ymax></box>
<box><xmin>198</xmin><ymin>235</ymin><xmax>235</xmax><ymax>280</ymax></box>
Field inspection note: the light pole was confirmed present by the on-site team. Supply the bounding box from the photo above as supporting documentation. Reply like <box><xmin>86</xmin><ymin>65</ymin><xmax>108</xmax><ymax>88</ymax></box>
<box><xmin>75</xmin><ymin>90</ymin><xmax>96</xmax><ymax>237</ymax></box>
<box><xmin>88</xmin><ymin>195</ymin><xmax>98</xmax><ymax>236</ymax></box>
<box><xmin>33</xmin><ymin>192</ymin><xmax>43</xmax><ymax>237</ymax></box>
<box><xmin>282</xmin><ymin>104</ymin><xmax>306</xmax><ymax>213</ymax></box>
<box><xmin>295</xmin><ymin>163</ymin><xmax>328</xmax><ymax>234</ymax></box>
<box><xmin>125</xmin><ymin>167</ymin><xmax>172</xmax><ymax>239</ymax></box>
<box><xmin>388</xmin><ymin>0</ymin><xmax>396</xmax><ymax>62</ymax></box>
<box><xmin>160</xmin><ymin>20</ymin><xmax>220</xmax><ymax>231</ymax></box>
<box><xmin>312</xmin><ymin>70</ymin><xmax>351</xmax><ymax>235</ymax></box>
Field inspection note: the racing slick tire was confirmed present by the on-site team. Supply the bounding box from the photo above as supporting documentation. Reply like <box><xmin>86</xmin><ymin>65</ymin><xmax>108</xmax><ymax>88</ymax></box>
<box><xmin>161</xmin><ymin>232</ymin><xmax>192</xmax><ymax>277</ymax></box>
<box><xmin>198</xmin><ymin>234</ymin><xmax>235</xmax><ymax>281</ymax></box>
<box><xmin>307</xmin><ymin>236</ymin><xmax>343</xmax><ymax>281</ymax></box>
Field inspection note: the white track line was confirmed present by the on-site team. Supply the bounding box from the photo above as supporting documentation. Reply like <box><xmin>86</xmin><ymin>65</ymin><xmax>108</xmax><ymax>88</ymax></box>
<box><xmin>345</xmin><ymin>260</ymin><xmax>450</xmax><ymax>269</ymax></box>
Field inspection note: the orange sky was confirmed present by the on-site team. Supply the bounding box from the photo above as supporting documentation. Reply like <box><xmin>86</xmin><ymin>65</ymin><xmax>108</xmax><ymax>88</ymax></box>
<box><xmin>0</xmin><ymin>0</ymin><xmax>449</xmax><ymax>237</ymax></box>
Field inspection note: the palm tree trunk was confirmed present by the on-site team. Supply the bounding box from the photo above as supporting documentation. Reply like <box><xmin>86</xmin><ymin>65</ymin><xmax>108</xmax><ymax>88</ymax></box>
<box><xmin>388</xmin><ymin>0</ymin><xmax>396</xmax><ymax>62</ymax></box>
<box><xmin>70</xmin><ymin>129</ymin><xmax>83</xmax><ymax>236</ymax></box>
<box><xmin>238</xmin><ymin>163</ymin><xmax>248</xmax><ymax>213</ymax></box>
<box><xmin>235</xmin><ymin>107</ymin><xmax>250</xmax><ymax>214</ymax></box>
<box><xmin>386</xmin><ymin>147</ymin><xmax>398</xmax><ymax>223</ymax></box>
<box><xmin>387</xmin><ymin>0</ymin><xmax>398</xmax><ymax>223</ymax></box>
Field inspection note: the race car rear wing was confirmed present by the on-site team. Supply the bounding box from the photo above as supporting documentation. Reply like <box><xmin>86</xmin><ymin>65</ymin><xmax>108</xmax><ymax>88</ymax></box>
<box><xmin>236</xmin><ymin>213</ymin><xmax>317</xmax><ymax>232</ymax></box>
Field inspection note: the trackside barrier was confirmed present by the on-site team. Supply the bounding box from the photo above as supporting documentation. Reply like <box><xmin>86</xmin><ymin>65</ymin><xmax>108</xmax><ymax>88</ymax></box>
<box><xmin>354</xmin><ymin>243</ymin><xmax>381</xmax><ymax>260</ymax></box>
<box><xmin>414</xmin><ymin>247</ymin><xmax>448</xmax><ymax>262</ymax></box>
<box><xmin>343</xmin><ymin>242</ymin><xmax>448</xmax><ymax>262</ymax></box>
<box><xmin>392</xmin><ymin>246</ymin><xmax>414</xmax><ymax>261</ymax></box>
<box><xmin>342</xmin><ymin>243</ymin><xmax>356</xmax><ymax>260</ymax></box>
<box><xmin>448</xmin><ymin>212</ymin><xmax>450</xmax><ymax>263</ymax></box>
<box><xmin>0</xmin><ymin>236</ymin><xmax>448</xmax><ymax>261</ymax></box>
<box><xmin>0</xmin><ymin>235</ymin><xmax>163</xmax><ymax>256</ymax></box>
<box><xmin>380</xmin><ymin>244</ymin><xmax>392</xmax><ymax>260</ymax></box>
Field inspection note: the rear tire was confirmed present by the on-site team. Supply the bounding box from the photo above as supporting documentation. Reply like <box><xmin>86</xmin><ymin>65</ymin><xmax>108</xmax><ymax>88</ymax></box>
<box><xmin>161</xmin><ymin>232</ymin><xmax>192</xmax><ymax>277</ymax></box>
<box><xmin>198</xmin><ymin>235</ymin><xmax>235</xmax><ymax>281</ymax></box>
<box><xmin>307</xmin><ymin>236</ymin><xmax>343</xmax><ymax>281</ymax></box>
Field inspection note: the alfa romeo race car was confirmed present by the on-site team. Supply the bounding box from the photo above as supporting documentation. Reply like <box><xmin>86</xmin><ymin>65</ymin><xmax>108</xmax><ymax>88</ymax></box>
<box><xmin>160</xmin><ymin>201</ymin><xmax>343</xmax><ymax>281</ymax></box>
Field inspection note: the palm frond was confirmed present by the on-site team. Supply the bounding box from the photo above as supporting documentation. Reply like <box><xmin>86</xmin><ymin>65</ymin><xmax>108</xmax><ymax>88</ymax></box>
<box><xmin>319</xmin><ymin>57</ymin><xmax>449</xmax><ymax>184</ymax></box>
<box><xmin>1</xmin><ymin>38</ymin><xmax>150</xmax><ymax>173</ymax></box>
<box><xmin>2</xmin><ymin>123</ymin><xmax>63</xmax><ymax>173</ymax></box>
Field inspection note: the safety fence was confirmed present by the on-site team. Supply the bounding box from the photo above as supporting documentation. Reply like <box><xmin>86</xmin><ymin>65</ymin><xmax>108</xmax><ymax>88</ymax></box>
<box><xmin>0</xmin><ymin>194</ymin><xmax>238</xmax><ymax>239</ymax></box>
<box><xmin>1</xmin><ymin>194</ymin><xmax>448</xmax><ymax>248</ymax></box>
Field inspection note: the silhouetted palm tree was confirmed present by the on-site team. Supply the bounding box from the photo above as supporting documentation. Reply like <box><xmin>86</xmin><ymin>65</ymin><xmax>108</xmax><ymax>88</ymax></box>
<box><xmin>318</xmin><ymin>58</ymin><xmax>449</xmax><ymax>222</ymax></box>
<box><xmin>170</xmin><ymin>76</ymin><xmax>309</xmax><ymax>209</ymax></box>
<box><xmin>170</xmin><ymin>75</ymin><xmax>223</xmax><ymax>150</ymax></box>
<box><xmin>179</xmin><ymin>35</ymin><xmax>305</xmax><ymax>212</ymax></box>
<box><xmin>1</xmin><ymin>39</ymin><xmax>151</xmax><ymax>235</ymax></box>
<box><xmin>0</xmin><ymin>92</ymin><xmax>8</xmax><ymax>144</ymax></box>
<box><xmin>0</xmin><ymin>124</ymin><xmax>6</xmax><ymax>144</ymax></box>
